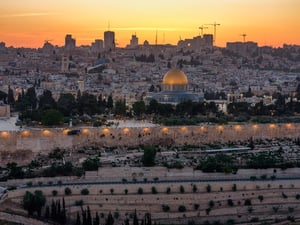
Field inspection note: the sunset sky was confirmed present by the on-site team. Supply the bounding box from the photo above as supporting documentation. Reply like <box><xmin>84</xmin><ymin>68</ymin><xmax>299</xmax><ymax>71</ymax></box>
<box><xmin>1</xmin><ymin>0</ymin><xmax>299</xmax><ymax>48</ymax></box>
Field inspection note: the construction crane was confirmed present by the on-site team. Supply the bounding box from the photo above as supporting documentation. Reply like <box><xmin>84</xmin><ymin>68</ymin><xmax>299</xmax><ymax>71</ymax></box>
<box><xmin>198</xmin><ymin>25</ymin><xmax>208</xmax><ymax>36</ymax></box>
<box><xmin>240</xmin><ymin>33</ymin><xmax>247</xmax><ymax>42</ymax></box>
<box><xmin>204</xmin><ymin>22</ymin><xmax>221</xmax><ymax>45</ymax></box>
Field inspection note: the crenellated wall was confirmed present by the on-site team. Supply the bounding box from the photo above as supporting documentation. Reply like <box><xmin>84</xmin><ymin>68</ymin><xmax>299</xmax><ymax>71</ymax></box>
<box><xmin>0</xmin><ymin>123</ymin><xmax>299</xmax><ymax>165</ymax></box>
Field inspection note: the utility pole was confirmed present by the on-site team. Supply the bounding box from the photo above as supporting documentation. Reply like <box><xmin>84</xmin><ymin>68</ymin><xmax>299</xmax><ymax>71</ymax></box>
<box><xmin>205</xmin><ymin>22</ymin><xmax>221</xmax><ymax>45</ymax></box>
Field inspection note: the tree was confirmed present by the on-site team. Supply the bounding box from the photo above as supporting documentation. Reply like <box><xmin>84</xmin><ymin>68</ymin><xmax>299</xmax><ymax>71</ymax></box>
<box><xmin>82</xmin><ymin>157</ymin><xmax>101</xmax><ymax>171</ymax></box>
<box><xmin>232</xmin><ymin>184</ymin><xmax>237</xmax><ymax>191</ymax></box>
<box><xmin>7</xmin><ymin>86</ymin><xmax>15</xmax><ymax>107</ymax></box>
<box><xmin>64</xmin><ymin>187</ymin><xmax>72</xmax><ymax>195</ymax></box>
<box><xmin>22</xmin><ymin>190</ymin><xmax>46</xmax><ymax>217</ymax></box>
<box><xmin>77</xmin><ymin>92</ymin><xmax>99</xmax><ymax>115</ymax></box>
<box><xmin>206</xmin><ymin>184</ymin><xmax>211</xmax><ymax>193</ymax></box>
<box><xmin>38</xmin><ymin>89</ymin><xmax>56</xmax><ymax>111</ymax></box>
<box><xmin>146</xmin><ymin>99</ymin><xmax>159</xmax><ymax>114</ymax></box>
<box><xmin>81</xmin><ymin>188</ymin><xmax>89</xmax><ymax>195</ymax></box>
<box><xmin>107</xmin><ymin>94</ymin><xmax>114</xmax><ymax>109</ymax></box>
<box><xmin>114</xmin><ymin>99</ymin><xmax>126</xmax><ymax>116</ymax></box>
<box><xmin>166</xmin><ymin>187</ymin><xmax>171</xmax><ymax>194</ymax></box>
<box><xmin>106</xmin><ymin>212</ymin><xmax>114</xmax><ymax>225</ymax></box>
<box><xmin>192</xmin><ymin>184</ymin><xmax>197</xmax><ymax>193</ymax></box>
<box><xmin>258</xmin><ymin>195</ymin><xmax>264</xmax><ymax>202</ymax></box>
<box><xmin>142</xmin><ymin>146</ymin><xmax>156</xmax><ymax>167</ymax></box>
<box><xmin>162</xmin><ymin>204</ymin><xmax>170</xmax><ymax>212</ymax></box>
<box><xmin>26</xmin><ymin>87</ymin><xmax>37</xmax><ymax>110</ymax></box>
<box><xmin>132</xmin><ymin>101</ymin><xmax>146</xmax><ymax>118</ymax></box>
<box><xmin>22</xmin><ymin>191</ymin><xmax>35</xmax><ymax>215</ymax></box>
<box><xmin>227</xmin><ymin>199</ymin><xmax>234</xmax><ymax>206</ymax></box>
<box><xmin>179</xmin><ymin>185</ymin><xmax>185</xmax><ymax>194</ymax></box>
<box><xmin>94</xmin><ymin>212</ymin><xmax>100</xmax><ymax>225</ymax></box>
<box><xmin>41</xmin><ymin>109</ymin><xmax>63</xmax><ymax>126</ymax></box>
<box><xmin>244</xmin><ymin>199</ymin><xmax>252</xmax><ymax>206</ymax></box>
<box><xmin>76</xmin><ymin>212</ymin><xmax>81</xmax><ymax>225</ymax></box>
<box><xmin>133</xmin><ymin>210</ymin><xmax>139</xmax><ymax>225</ymax></box>
<box><xmin>143</xmin><ymin>213</ymin><xmax>151</xmax><ymax>225</ymax></box>
<box><xmin>151</xmin><ymin>186</ymin><xmax>157</xmax><ymax>194</ymax></box>
<box><xmin>57</xmin><ymin>93</ymin><xmax>77</xmax><ymax>116</ymax></box>
<box><xmin>138</xmin><ymin>187</ymin><xmax>143</xmax><ymax>195</ymax></box>
<box><xmin>178</xmin><ymin>205</ymin><xmax>186</xmax><ymax>212</ymax></box>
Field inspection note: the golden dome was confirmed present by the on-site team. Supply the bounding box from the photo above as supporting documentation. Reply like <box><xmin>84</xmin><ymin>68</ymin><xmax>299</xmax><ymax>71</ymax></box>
<box><xmin>162</xmin><ymin>69</ymin><xmax>188</xmax><ymax>85</ymax></box>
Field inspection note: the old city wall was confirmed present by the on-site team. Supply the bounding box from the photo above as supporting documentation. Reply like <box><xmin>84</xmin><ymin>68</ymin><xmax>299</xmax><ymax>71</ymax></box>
<box><xmin>0</xmin><ymin>123</ymin><xmax>299</xmax><ymax>165</ymax></box>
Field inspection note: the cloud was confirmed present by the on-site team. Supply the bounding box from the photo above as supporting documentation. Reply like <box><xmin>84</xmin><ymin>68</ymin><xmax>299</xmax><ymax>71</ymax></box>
<box><xmin>0</xmin><ymin>12</ymin><xmax>53</xmax><ymax>18</ymax></box>
<box><xmin>93</xmin><ymin>27</ymin><xmax>194</xmax><ymax>32</ymax></box>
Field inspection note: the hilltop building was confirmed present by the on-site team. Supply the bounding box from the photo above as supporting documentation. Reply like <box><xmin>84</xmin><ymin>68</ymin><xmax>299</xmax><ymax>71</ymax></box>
<box><xmin>91</xmin><ymin>39</ymin><xmax>104</xmax><ymax>53</ymax></box>
<box><xmin>177</xmin><ymin>34</ymin><xmax>213</xmax><ymax>51</ymax></box>
<box><xmin>145</xmin><ymin>69</ymin><xmax>200</xmax><ymax>105</ymax></box>
<box><xmin>65</xmin><ymin>34</ymin><xmax>76</xmax><ymax>50</ymax></box>
<box><xmin>104</xmin><ymin>31</ymin><xmax>115</xmax><ymax>51</ymax></box>
<box><xmin>129</xmin><ymin>34</ymin><xmax>139</xmax><ymax>48</ymax></box>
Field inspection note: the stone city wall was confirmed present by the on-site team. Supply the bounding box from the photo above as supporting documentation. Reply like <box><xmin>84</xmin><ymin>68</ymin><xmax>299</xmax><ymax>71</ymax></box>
<box><xmin>0</xmin><ymin>123</ymin><xmax>299</xmax><ymax>165</ymax></box>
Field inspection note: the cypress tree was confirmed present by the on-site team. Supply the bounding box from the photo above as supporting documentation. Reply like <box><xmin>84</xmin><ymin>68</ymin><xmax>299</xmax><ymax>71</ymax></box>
<box><xmin>75</xmin><ymin>211</ymin><xmax>81</xmax><ymax>225</ymax></box>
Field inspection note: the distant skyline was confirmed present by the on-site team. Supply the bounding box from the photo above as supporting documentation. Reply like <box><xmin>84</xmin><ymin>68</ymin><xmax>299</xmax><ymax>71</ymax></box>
<box><xmin>1</xmin><ymin>0</ymin><xmax>300</xmax><ymax>48</ymax></box>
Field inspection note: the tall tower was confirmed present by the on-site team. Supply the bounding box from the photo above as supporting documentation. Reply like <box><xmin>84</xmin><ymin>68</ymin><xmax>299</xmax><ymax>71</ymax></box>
<box><xmin>104</xmin><ymin>31</ymin><xmax>115</xmax><ymax>51</ymax></box>
<box><xmin>130</xmin><ymin>34</ymin><xmax>138</xmax><ymax>48</ymax></box>
<box><xmin>65</xmin><ymin>34</ymin><xmax>76</xmax><ymax>50</ymax></box>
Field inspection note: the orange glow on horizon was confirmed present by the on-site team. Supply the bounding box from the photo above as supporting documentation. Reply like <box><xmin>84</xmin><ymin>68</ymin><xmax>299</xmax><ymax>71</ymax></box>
<box><xmin>1</xmin><ymin>0</ymin><xmax>299</xmax><ymax>48</ymax></box>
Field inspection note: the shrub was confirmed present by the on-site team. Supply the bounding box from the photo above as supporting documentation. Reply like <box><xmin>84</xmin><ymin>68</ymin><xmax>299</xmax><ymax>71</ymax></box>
<box><xmin>180</xmin><ymin>185</ymin><xmax>185</xmax><ymax>194</ymax></box>
<box><xmin>137</xmin><ymin>187</ymin><xmax>143</xmax><ymax>194</ymax></box>
<box><xmin>244</xmin><ymin>199</ymin><xmax>252</xmax><ymax>206</ymax></box>
<box><xmin>110</xmin><ymin>188</ymin><xmax>114</xmax><ymax>195</ymax></box>
<box><xmin>248</xmin><ymin>206</ymin><xmax>253</xmax><ymax>213</ymax></box>
<box><xmin>282</xmin><ymin>192</ymin><xmax>288</xmax><ymax>198</ymax></box>
<box><xmin>227</xmin><ymin>199</ymin><xmax>234</xmax><ymax>206</ymax></box>
<box><xmin>81</xmin><ymin>188</ymin><xmax>89</xmax><ymax>195</ymax></box>
<box><xmin>52</xmin><ymin>190</ymin><xmax>58</xmax><ymax>196</ymax></box>
<box><xmin>75</xmin><ymin>200</ymin><xmax>83</xmax><ymax>206</ymax></box>
<box><xmin>162</xmin><ymin>204</ymin><xmax>170</xmax><ymax>212</ymax></box>
<box><xmin>166</xmin><ymin>187</ymin><xmax>171</xmax><ymax>194</ymax></box>
<box><xmin>192</xmin><ymin>184</ymin><xmax>197</xmax><ymax>193</ymax></box>
<box><xmin>124</xmin><ymin>189</ymin><xmax>128</xmax><ymax>195</ymax></box>
<box><xmin>258</xmin><ymin>195</ymin><xmax>264</xmax><ymax>202</ymax></box>
<box><xmin>209</xmin><ymin>200</ymin><xmax>215</xmax><ymax>208</ymax></box>
<box><xmin>64</xmin><ymin>187</ymin><xmax>72</xmax><ymax>195</ymax></box>
<box><xmin>151</xmin><ymin>186</ymin><xmax>158</xmax><ymax>194</ymax></box>
<box><xmin>205</xmin><ymin>208</ymin><xmax>211</xmax><ymax>215</ymax></box>
<box><xmin>206</xmin><ymin>184</ymin><xmax>211</xmax><ymax>193</ymax></box>
<box><xmin>178</xmin><ymin>205</ymin><xmax>186</xmax><ymax>212</ymax></box>
<box><xmin>296</xmin><ymin>194</ymin><xmax>300</xmax><ymax>200</ymax></box>
<box><xmin>194</xmin><ymin>204</ymin><xmax>200</xmax><ymax>210</ymax></box>
<box><xmin>232</xmin><ymin>184</ymin><xmax>237</xmax><ymax>191</ymax></box>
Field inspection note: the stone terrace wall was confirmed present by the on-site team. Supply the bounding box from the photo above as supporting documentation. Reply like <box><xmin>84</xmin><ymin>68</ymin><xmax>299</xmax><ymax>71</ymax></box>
<box><xmin>0</xmin><ymin>123</ymin><xmax>299</xmax><ymax>165</ymax></box>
